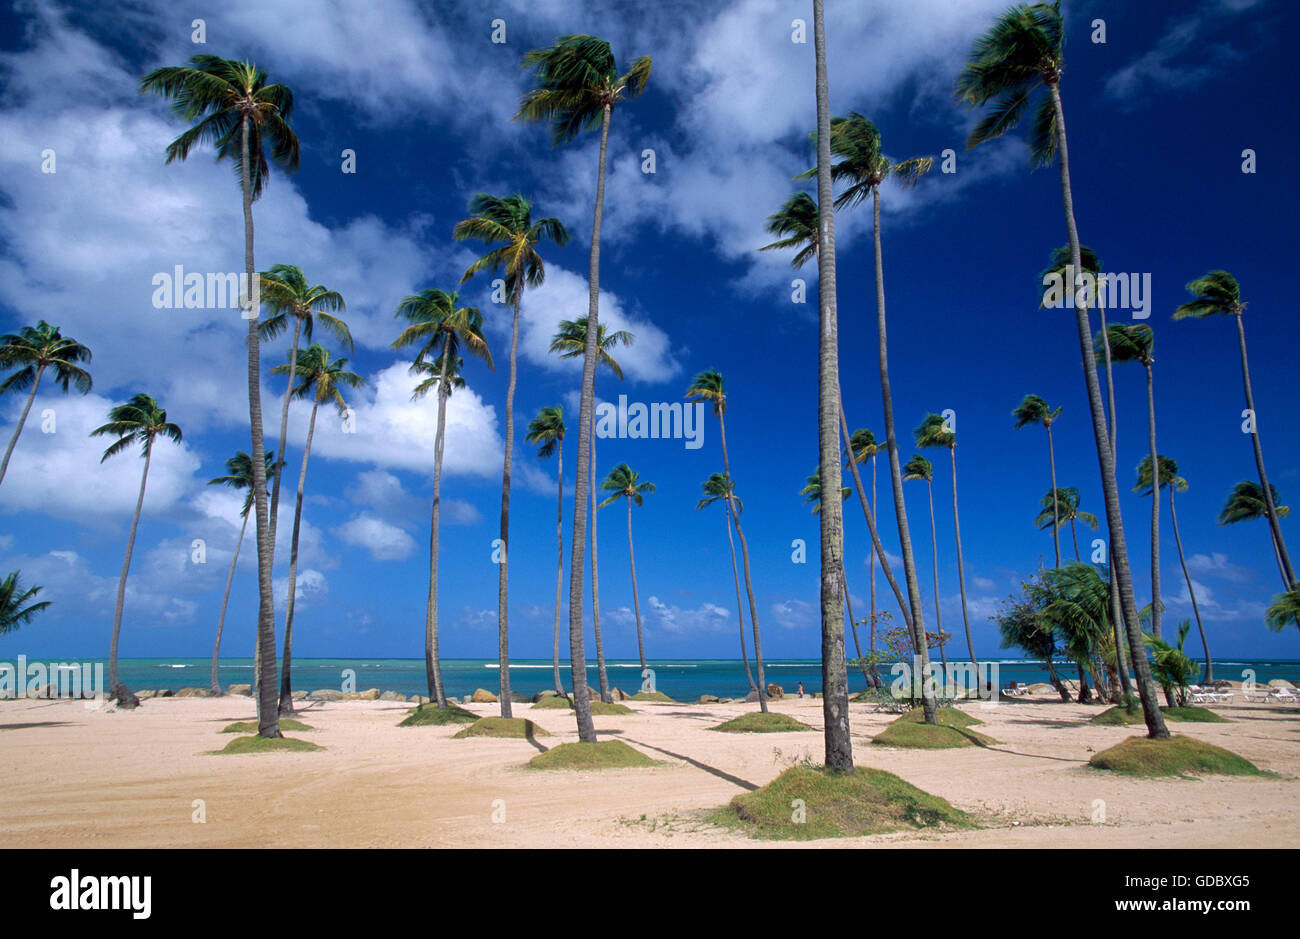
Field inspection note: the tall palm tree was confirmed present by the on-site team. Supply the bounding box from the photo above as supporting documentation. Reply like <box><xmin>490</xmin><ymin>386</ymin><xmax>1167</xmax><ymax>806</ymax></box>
<box><xmin>844</xmin><ymin>428</ymin><xmax>889</xmax><ymax>682</ymax></box>
<box><xmin>207</xmin><ymin>450</ymin><xmax>275</xmax><ymax>694</ymax></box>
<box><xmin>141</xmin><ymin>55</ymin><xmax>299</xmax><ymax>738</ymax></box>
<box><xmin>902</xmin><ymin>454</ymin><xmax>950</xmax><ymax>677</ymax></box>
<box><xmin>957</xmin><ymin>1</ymin><xmax>1168</xmax><ymax>737</ymax></box>
<box><xmin>0</xmin><ymin>322</ymin><xmax>93</xmax><ymax>487</ymax></box>
<box><xmin>1012</xmin><ymin>394</ymin><xmax>1064</xmax><ymax>565</ymax></box>
<box><xmin>598</xmin><ymin>464</ymin><xmax>656</xmax><ymax>671</ymax></box>
<box><xmin>454</xmin><ymin>193</ymin><xmax>569</xmax><ymax>718</ymax></box>
<box><xmin>516</xmin><ymin>34</ymin><xmax>650</xmax><ymax>743</ymax></box>
<box><xmin>394</xmin><ymin>288</ymin><xmax>492</xmax><ymax>706</ymax></box>
<box><xmin>526</xmin><ymin>406</ymin><xmax>568</xmax><ymax>696</ymax></box>
<box><xmin>91</xmin><ymin>394</ymin><xmax>182</xmax><ymax>697</ymax></box>
<box><xmin>697</xmin><ymin>473</ymin><xmax>757</xmax><ymax>692</ymax></box>
<box><xmin>813</xmin><ymin>109</ymin><xmax>937</xmax><ymax>724</ymax></box>
<box><xmin>1175</xmin><ymin>271</ymin><xmax>1295</xmax><ymax>589</ymax></box>
<box><xmin>801</xmin><ymin>469</ymin><xmax>868</xmax><ymax>683</ymax></box>
<box><xmin>1034</xmin><ymin>487</ymin><xmax>1098</xmax><ymax>562</ymax></box>
<box><xmin>1219</xmin><ymin>481</ymin><xmax>1291</xmax><ymax>588</ymax></box>
<box><xmin>0</xmin><ymin>572</ymin><xmax>49</xmax><ymax>636</ymax></box>
<box><xmin>269</xmin><ymin>345</ymin><xmax>364</xmax><ymax>714</ymax></box>
<box><xmin>257</xmin><ymin>264</ymin><xmax>350</xmax><ymax>549</ymax></box>
<box><xmin>915</xmin><ymin>413</ymin><xmax>977</xmax><ymax>672</ymax></box>
<box><xmin>551</xmin><ymin>317</ymin><xmax>632</xmax><ymax>703</ymax></box>
<box><xmin>1136</xmin><ymin>454</ymin><xmax>1212</xmax><ymax>682</ymax></box>
<box><xmin>686</xmin><ymin>369</ymin><xmax>770</xmax><ymax>713</ymax></box>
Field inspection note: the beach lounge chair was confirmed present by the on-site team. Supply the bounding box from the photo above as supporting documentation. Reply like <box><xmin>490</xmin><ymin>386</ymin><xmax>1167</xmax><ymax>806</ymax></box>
<box><xmin>1271</xmin><ymin>688</ymin><xmax>1298</xmax><ymax>704</ymax></box>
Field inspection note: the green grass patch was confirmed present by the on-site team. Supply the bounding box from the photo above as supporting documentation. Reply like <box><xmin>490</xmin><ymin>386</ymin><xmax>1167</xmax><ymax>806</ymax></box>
<box><xmin>1089</xmin><ymin>735</ymin><xmax>1265</xmax><ymax>777</ymax></box>
<box><xmin>896</xmin><ymin>706</ymin><xmax>982</xmax><ymax>728</ymax></box>
<box><xmin>1163</xmin><ymin>706</ymin><xmax>1233</xmax><ymax>723</ymax></box>
<box><xmin>452</xmin><ymin>717</ymin><xmax>550</xmax><ymax>739</ymax></box>
<box><xmin>531</xmin><ymin>695</ymin><xmax>575</xmax><ymax>709</ymax></box>
<box><xmin>1090</xmin><ymin>704</ymin><xmax>1145</xmax><ymax>726</ymax></box>
<box><xmin>211</xmin><ymin>735</ymin><xmax>323</xmax><ymax>754</ymax></box>
<box><xmin>398</xmin><ymin>704</ymin><xmax>479</xmax><ymax>727</ymax></box>
<box><xmin>220</xmin><ymin>718</ymin><xmax>312</xmax><ymax>734</ymax></box>
<box><xmin>1091</xmin><ymin>704</ymin><xmax>1234</xmax><ymax>726</ymax></box>
<box><xmin>629</xmin><ymin>690</ymin><xmax>674</xmax><ymax>702</ymax></box>
<box><xmin>714</xmin><ymin>765</ymin><xmax>974</xmax><ymax>841</ymax></box>
<box><xmin>589</xmin><ymin>701</ymin><xmax>634</xmax><ymax>716</ymax></box>
<box><xmin>527</xmin><ymin>740</ymin><xmax>659</xmax><ymax>770</ymax></box>
<box><xmin>710</xmin><ymin>712</ymin><xmax>813</xmax><ymax>733</ymax></box>
<box><xmin>872</xmin><ymin>719</ymin><xmax>996</xmax><ymax>749</ymax></box>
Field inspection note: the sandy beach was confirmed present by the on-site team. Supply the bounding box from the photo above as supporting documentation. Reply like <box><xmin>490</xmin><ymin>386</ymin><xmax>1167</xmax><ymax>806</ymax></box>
<box><xmin>2</xmin><ymin>692</ymin><xmax>1297</xmax><ymax>848</ymax></box>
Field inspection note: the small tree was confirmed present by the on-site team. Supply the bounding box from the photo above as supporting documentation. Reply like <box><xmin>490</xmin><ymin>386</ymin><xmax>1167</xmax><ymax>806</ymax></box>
<box><xmin>1144</xmin><ymin>621</ymin><xmax>1196</xmax><ymax>707</ymax></box>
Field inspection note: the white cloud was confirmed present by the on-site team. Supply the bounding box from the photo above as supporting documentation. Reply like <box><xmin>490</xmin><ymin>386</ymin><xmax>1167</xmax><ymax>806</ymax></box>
<box><xmin>334</xmin><ymin>513</ymin><xmax>417</xmax><ymax>561</ymax></box>
<box><xmin>646</xmin><ymin>596</ymin><xmax>732</xmax><ymax>635</ymax></box>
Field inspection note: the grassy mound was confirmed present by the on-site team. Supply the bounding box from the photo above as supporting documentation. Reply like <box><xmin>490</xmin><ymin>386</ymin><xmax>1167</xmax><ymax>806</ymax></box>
<box><xmin>221</xmin><ymin>718</ymin><xmax>312</xmax><ymax>734</ymax></box>
<box><xmin>398</xmin><ymin>704</ymin><xmax>479</xmax><ymax>726</ymax></box>
<box><xmin>710</xmin><ymin>712</ymin><xmax>813</xmax><ymax>733</ymax></box>
<box><xmin>896</xmin><ymin>706</ymin><xmax>982</xmax><ymax>728</ymax></box>
<box><xmin>629</xmin><ymin>690</ymin><xmax>674</xmax><ymax>703</ymax></box>
<box><xmin>212</xmin><ymin>735</ymin><xmax>323</xmax><ymax>754</ymax></box>
<box><xmin>715</xmin><ymin>765</ymin><xmax>974</xmax><ymax>841</ymax></box>
<box><xmin>1163</xmin><ymin>706</ymin><xmax>1233</xmax><ymax>723</ymax></box>
<box><xmin>589</xmin><ymin>701</ymin><xmax>634</xmax><ymax>716</ymax></box>
<box><xmin>1090</xmin><ymin>705</ymin><xmax>1145</xmax><ymax>726</ymax></box>
<box><xmin>527</xmin><ymin>740</ymin><xmax>658</xmax><ymax>770</ymax></box>
<box><xmin>1091</xmin><ymin>704</ymin><xmax>1234</xmax><ymax>726</ymax></box>
<box><xmin>452</xmin><ymin>717</ymin><xmax>550</xmax><ymax>739</ymax></box>
<box><xmin>1089</xmin><ymin>735</ymin><xmax>1264</xmax><ymax>777</ymax></box>
<box><xmin>531</xmin><ymin>696</ymin><xmax>575</xmax><ymax>710</ymax></box>
<box><xmin>872</xmin><ymin>719</ymin><xmax>996</xmax><ymax>749</ymax></box>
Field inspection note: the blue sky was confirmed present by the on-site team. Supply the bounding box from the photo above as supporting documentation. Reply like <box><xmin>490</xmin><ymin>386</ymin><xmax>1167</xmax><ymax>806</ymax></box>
<box><xmin>0</xmin><ymin>0</ymin><xmax>1296</xmax><ymax>667</ymax></box>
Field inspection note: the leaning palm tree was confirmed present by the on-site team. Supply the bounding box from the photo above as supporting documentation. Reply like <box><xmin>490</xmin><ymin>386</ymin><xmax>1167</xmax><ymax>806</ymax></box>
<box><xmin>0</xmin><ymin>321</ymin><xmax>93</xmax><ymax>487</ymax></box>
<box><xmin>516</xmin><ymin>34</ymin><xmax>650</xmax><ymax>743</ymax></box>
<box><xmin>141</xmin><ymin>55</ymin><xmax>299</xmax><ymax>739</ymax></box>
<box><xmin>454</xmin><ymin>193</ymin><xmax>569</xmax><ymax>719</ymax></box>
<box><xmin>269</xmin><ymin>345</ymin><xmax>364</xmax><ymax>714</ymax></box>
<box><xmin>550</xmin><ymin>316</ymin><xmax>632</xmax><ymax>704</ymax></box>
<box><xmin>902</xmin><ymin>454</ymin><xmax>950</xmax><ymax>678</ymax></box>
<box><xmin>915</xmin><ymin>413</ymin><xmax>977</xmax><ymax>672</ymax></box>
<box><xmin>686</xmin><ymin>369</ymin><xmax>770</xmax><ymax>714</ymax></box>
<box><xmin>1219</xmin><ymin>481</ymin><xmax>1292</xmax><ymax>588</ymax></box>
<box><xmin>0</xmin><ymin>571</ymin><xmax>50</xmax><ymax>636</ymax></box>
<box><xmin>257</xmin><ymin>264</ymin><xmax>350</xmax><ymax>549</ymax></box>
<box><xmin>394</xmin><ymin>288</ymin><xmax>492</xmax><ymax>707</ymax></box>
<box><xmin>844</xmin><ymin>428</ymin><xmax>890</xmax><ymax>682</ymax></box>
<box><xmin>697</xmin><ymin>473</ymin><xmax>757</xmax><ymax>692</ymax></box>
<box><xmin>526</xmin><ymin>406</ymin><xmax>568</xmax><ymax>696</ymax></box>
<box><xmin>207</xmin><ymin>450</ymin><xmax>275</xmax><ymax>694</ymax></box>
<box><xmin>1012</xmin><ymin>394</ymin><xmax>1064</xmax><ymax>565</ymax></box>
<box><xmin>1034</xmin><ymin>487</ymin><xmax>1098</xmax><ymax>562</ymax></box>
<box><xmin>957</xmin><ymin>1</ymin><xmax>1167</xmax><ymax>737</ymax></box>
<box><xmin>598</xmin><ymin>464</ymin><xmax>656</xmax><ymax>672</ymax></box>
<box><xmin>1175</xmin><ymin>270</ymin><xmax>1295</xmax><ymax>589</ymax></box>
<box><xmin>1136</xmin><ymin>454</ymin><xmax>1212</xmax><ymax>682</ymax></box>
<box><xmin>91</xmin><ymin>394</ymin><xmax>182</xmax><ymax>697</ymax></box>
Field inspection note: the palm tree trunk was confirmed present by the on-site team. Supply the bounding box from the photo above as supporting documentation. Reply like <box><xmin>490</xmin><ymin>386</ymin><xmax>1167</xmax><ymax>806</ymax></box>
<box><xmin>210</xmin><ymin>511</ymin><xmax>248</xmax><ymax>694</ymax></box>
<box><xmin>268</xmin><ymin>316</ymin><xmax>303</xmax><ymax>551</ymax></box>
<box><xmin>590</xmin><ymin>427</ymin><xmax>611</xmax><ymax>703</ymax></box>
<box><xmin>553</xmin><ymin>442</ymin><xmax>565</xmax><ymax>696</ymax></box>
<box><xmin>278</xmin><ymin>399</ymin><xmax>318</xmax><ymax>715</ymax></box>
<box><xmin>1070</xmin><ymin>518</ymin><xmax>1081</xmax><ymax>562</ymax></box>
<box><xmin>925</xmin><ymin>478</ymin><xmax>948</xmax><ymax>685</ymax></box>
<box><xmin>425</xmin><ymin>351</ymin><xmax>450</xmax><ymax>706</ymax></box>
<box><xmin>1146</xmin><ymin>363</ymin><xmax>1162</xmax><ymax>640</ymax></box>
<box><xmin>626</xmin><ymin>498</ymin><xmax>646</xmax><ymax>671</ymax></box>
<box><xmin>1235</xmin><ymin>313</ymin><xmax>1296</xmax><ymax>587</ymax></box>
<box><xmin>1098</xmin><ymin>297</ymin><xmax>1132</xmax><ymax>698</ymax></box>
<box><xmin>1045</xmin><ymin>422</ymin><xmax>1061</xmax><ymax>566</ymax></box>
<box><xmin>240</xmin><ymin>114</ymin><xmax>280</xmax><ymax>739</ymax></box>
<box><xmin>1169</xmin><ymin>486</ymin><xmax>1211</xmax><ymax>682</ymax></box>
<box><xmin>564</xmin><ymin>102</ymin><xmax>613</xmax><ymax>745</ymax></box>
<box><xmin>873</xmin><ymin>186</ymin><xmax>936</xmax><ymax>724</ymax></box>
<box><xmin>1045</xmin><ymin>654</ymin><xmax>1069</xmax><ymax>701</ymax></box>
<box><xmin>496</xmin><ymin>292</ymin><xmax>521</xmax><ymax>719</ymax></box>
<box><xmin>869</xmin><ymin>453</ymin><xmax>880</xmax><ymax>685</ymax></box>
<box><xmin>1048</xmin><ymin>81</ymin><xmax>1167</xmax><ymax>738</ymax></box>
<box><xmin>717</xmin><ymin>411</ymin><xmax>767</xmax><ymax>712</ymax></box>
<box><xmin>724</xmin><ymin>497</ymin><xmax>757</xmax><ymax>692</ymax></box>
<box><xmin>948</xmin><ymin>446</ymin><xmax>977</xmax><ymax>672</ymax></box>
<box><xmin>108</xmin><ymin>441</ymin><xmax>153</xmax><ymax>696</ymax></box>
<box><xmin>0</xmin><ymin>365</ymin><xmax>44</xmax><ymax>488</ymax></box>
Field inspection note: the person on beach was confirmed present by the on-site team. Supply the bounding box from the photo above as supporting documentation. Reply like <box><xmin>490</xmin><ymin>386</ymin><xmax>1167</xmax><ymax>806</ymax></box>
<box><xmin>797</xmin><ymin>682</ymin><xmax>804</xmax><ymax>698</ymax></box>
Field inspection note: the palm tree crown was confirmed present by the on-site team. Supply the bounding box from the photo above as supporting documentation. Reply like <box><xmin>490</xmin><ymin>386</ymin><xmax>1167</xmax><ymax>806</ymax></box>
<box><xmin>598</xmin><ymin>463</ymin><xmax>656</xmax><ymax>508</ymax></box>
<box><xmin>91</xmin><ymin>393</ymin><xmax>182</xmax><ymax>461</ymax></box>
<box><xmin>257</xmin><ymin>264</ymin><xmax>351</xmax><ymax>350</ymax></box>
<box><xmin>1135</xmin><ymin>454</ymin><xmax>1184</xmax><ymax>497</ymax></box>
<box><xmin>393</xmin><ymin>289</ymin><xmax>492</xmax><ymax>373</ymax></box>
<box><xmin>1012</xmin><ymin>393</ymin><xmax>1061</xmax><ymax>430</ymax></box>
<box><xmin>697</xmin><ymin>472</ymin><xmax>742</xmax><ymax>513</ymax></box>
<box><xmin>0</xmin><ymin>321</ymin><xmax>93</xmax><ymax>396</ymax></box>
<box><xmin>902</xmin><ymin>454</ymin><xmax>933</xmax><ymax>482</ymax></box>
<box><xmin>914</xmin><ymin>412</ymin><xmax>956</xmax><ymax>450</ymax></box>
<box><xmin>271</xmin><ymin>345</ymin><xmax>365</xmax><ymax>414</ymax></box>
<box><xmin>685</xmin><ymin>368</ymin><xmax>729</xmax><ymax>416</ymax></box>
<box><xmin>454</xmin><ymin>193</ymin><xmax>570</xmax><ymax>301</ymax></box>
<box><xmin>514</xmin><ymin>35</ymin><xmax>651</xmax><ymax>146</ymax></box>
<box><xmin>209</xmin><ymin>450</ymin><xmax>276</xmax><ymax>517</ymax></box>
<box><xmin>1173</xmin><ymin>270</ymin><xmax>1244</xmax><ymax>320</ymax></box>
<box><xmin>1219</xmin><ymin>481</ymin><xmax>1289</xmax><ymax>526</ymax></box>
<box><xmin>759</xmin><ymin>192</ymin><xmax>819</xmax><ymax>268</ymax></box>
<box><xmin>526</xmin><ymin>406</ymin><xmax>566</xmax><ymax>459</ymax></box>
<box><xmin>805</xmin><ymin>111</ymin><xmax>933</xmax><ymax>207</ymax></box>
<box><xmin>549</xmin><ymin>317</ymin><xmax>631</xmax><ymax>378</ymax></box>
<box><xmin>0</xmin><ymin>571</ymin><xmax>50</xmax><ymax>635</ymax></box>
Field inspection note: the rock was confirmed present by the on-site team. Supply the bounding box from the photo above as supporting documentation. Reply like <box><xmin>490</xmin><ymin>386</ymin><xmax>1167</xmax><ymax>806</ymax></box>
<box><xmin>1268</xmin><ymin>679</ymin><xmax>1296</xmax><ymax>690</ymax></box>
<box><xmin>745</xmin><ymin>690</ymin><xmax>760</xmax><ymax>703</ymax></box>
<box><xmin>1026</xmin><ymin>683</ymin><xmax>1055</xmax><ymax>694</ymax></box>
<box><xmin>308</xmin><ymin>689</ymin><xmax>343</xmax><ymax>701</ymax></box>
<box><xmin>766</xmin><ymin>683</ymin><xmax>784</xmax><ymax>701</ymax></box>
<box><xmin>379</xmin><ymin>691</ymin><xmax>407</xmax><ymax>702</ymax></box>
<box><xmin>156</xmin><ymin>689</ymin><xmax>174</xmax><ymax>697</ymax></box>
<box><xmin>719</xmin><ymin>697</ymin><xmax>735</xmax><ymax>704</ymax></box>
<box><xmin>472</xmin><ymin>688</ymin><xmax>498</xmax><ymax>703</ymax></box>
<box><xmin>697</xmin><ymin>694</ymin><xmax>720</xmax><ymax>704</ymax></box>
<box><xmin>509</xmin><ymin>691</ymin><xmax>529</xmax><ymax>703</ymax></box>
<box><xmin>228</xmin><ymin>683</ymin><xmax>252</xmax><ymax>696</ymax></box>
<box><xmin>342</xmin><ymin>688</ymin><xmax>382</xmax><ymax>701</ymax></box>
<box><xmin>112</xmin><ymin>684</ymin><xmax>140</xmax><ymax>709</ymax></box>
<box><xmin>175</xmin><ymin>687</ymin><xmax>214</xmax><ymax>698</ymax></box>
<box><xmin>611</xmin><ymin>687</ymin><xmax>630</xmax><ymax>701</ymax></box>
<box><xmin>410</xmin><ymin>695</ymin><xmax>430</xmax><ymax>705</ymax></box>
<box><xmin>290</xmin><ymin>690</ymin><xmax>308</xmax><ymax>701</ymax></box>
<box><xmin>136</xmin><ymin>690</ymin><xmax>157</xmax><ymax>699</ymax></box>
<box><xmin>534</xmin><ymin>690</ymin><xmax>559</xmax><ymax>702</ymax></box>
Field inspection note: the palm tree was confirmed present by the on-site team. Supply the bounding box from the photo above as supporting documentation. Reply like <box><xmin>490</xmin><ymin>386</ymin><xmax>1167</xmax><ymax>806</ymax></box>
<box><xmin>517</xmin><ymin>34</ymin><xmax>650</xmax><ymax>743</ymax></box>
<box><xmin>394</xmin><ymin>289</ymin><xmax>492</xmax><ymax>706</ymax></box>
<box><xmin>844</xmin><ymin>428</ymin><xmax>890</xmax><ymax>683</ymax></box>
<box><xmin>1012</xmin><ymin>394</ymin><xmax>1064</xmax><ymax>565</ymax></box>
<box><xmin>1136</xmin><ymin>454</ymin><xmax>1212</xmax><ymax>682</ymax></box>
<box><xmin>902</xmin><ymin>454</ymin><xmax>950</xmax><ymax>678</ymax></box>
<box><xmin>597</xmin><ymin>464</ymin><xmax>656</xmax><ymax>671</ymax></box>
<box><xmin>454</xmin><ymin>193</ymin><xmax>569</xmax><ymax>718</ymax></box>
<box><xmin>0</xmin><ymin>322</ymin><xmax>93</xmax><ymax>487</ymax></box>
<box><xmin>269</xmin><ymin>345</ymin><xmax>364</xmax><ymax>714</ymax></box>
<box><xmin>91</xmin><ymin>394</ymin><xmax>182</xmax><ymax>697</ymax></box>
<box><xmin>207</xmin><ymin>450</ymin><xmax>275</xmax><ymax>694</ymax></box>
<box><xmin>1034</xmin><ymin>487</ymin><xmax>1098</xmax><ymax>562</ymax></box>
<box><xmin>1265</xmin><ymin>587</ymin><xmax>1300</xmax><ymax>633</ymax></box>
<box><xmin>914</xmin><ymin>413</ymin><xmax>977</xmax><ymax>673</ymax></box>
<box><xmin>141</xmin><ymin>55</ymin><xmax>299</xmax><ymax>739</ymax></box>
<box><xmin>1219</xmin><ymin>481</ymin><xmax>1292</xmax><ymax>588</ymax></box>
<box><xmin>1175</xmin><ymin>271</ymin><xmax>1295</xmax><ymax>589</ymax></box>
<box><xmin>813</xmin><ymin>109</ymin><xmax>937</xmax><ymax>725</ymax></box>
<box><xmin>957</xmin><ymin>2</ymin><xmax>1168</xmax><ymax>737</ymax></box>
<box><xmin>1037</xmin><ymin>562</ymin><xmax>1113</xmax><ymax>703</ymax></box>
<box><xmin>697</xmin><ymin>473</ymin><xmax>757</xmax><ymax>692</ymax></box>
<box><xmin>686</xmin><ymin>369</ymin><xmax>771</xmax><ymax>714</ymax></box>
<box><xmin>257</xmin><ymin>264</ymin><xmax>350</xmax><ymax>549</ymax></box>
<box><xmin>526</xmin><ymin>406</ymin><xmax>569</xmax><ymax>696</ymax></box>
<box><xmin>0</xmin><ymin>572</ymin><xmax>50</xmax><ymax>635</ymax></box>
<box><xmin>759</xmin><ymin>192</ymin><xmax>819</xmax><ymax>267</ymax></box>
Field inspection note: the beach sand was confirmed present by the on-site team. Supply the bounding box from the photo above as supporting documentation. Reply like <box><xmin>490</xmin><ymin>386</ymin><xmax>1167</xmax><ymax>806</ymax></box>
<box><xmin>2</xmin><ymin>693</ymin><xmax>1297</xmax><ymax>848</ymax></box>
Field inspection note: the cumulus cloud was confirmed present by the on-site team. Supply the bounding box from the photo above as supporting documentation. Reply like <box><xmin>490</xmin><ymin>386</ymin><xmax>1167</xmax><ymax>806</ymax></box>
<box><xmin>646</xmin><ymin>595</ymin><xmax>732</xmax><ymax>635</ymax></box>
<box><xmin>334</xmin><ymin>513</ymin><xmax>417</xmax><ymax>561</ymax></box>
